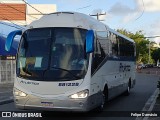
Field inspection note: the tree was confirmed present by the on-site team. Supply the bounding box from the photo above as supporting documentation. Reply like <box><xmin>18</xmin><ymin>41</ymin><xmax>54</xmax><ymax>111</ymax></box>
<box><xmin>151</xmin><ymin>48</ymin><xmax>160</xmax><ymax>64</ymax></box>
<box><xmin>117</xmin><ymin>29</ymin><xmax>154</xmax><ymax>63</ymax></box>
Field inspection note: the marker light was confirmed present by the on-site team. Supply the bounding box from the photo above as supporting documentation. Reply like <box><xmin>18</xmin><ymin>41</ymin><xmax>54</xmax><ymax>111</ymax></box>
<box><xmin>69</xmin><ymin>89</ymin><xmax>89</xmax><ymax>99</ymax></box>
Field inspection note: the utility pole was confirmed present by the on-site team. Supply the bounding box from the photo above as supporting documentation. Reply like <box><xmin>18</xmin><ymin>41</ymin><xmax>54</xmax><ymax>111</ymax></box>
<box><xmin>148</xmin><ymin>41</ymin><xmax>150</xmax><ymax>64</ymax></box>
<box><xmin>90</xmin><ymin>12</ymin><xmax>106</xmax><ymax>21</ymax></box>
<box><xmin>147</xmin><ymin>41</ymin><xmax>151</xmax><ymax>64</ymax></box>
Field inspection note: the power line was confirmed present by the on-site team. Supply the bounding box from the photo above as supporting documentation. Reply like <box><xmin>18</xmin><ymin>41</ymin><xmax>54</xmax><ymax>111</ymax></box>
<box><xmin>76</xmin><ymin>5</ymin><xmax>92</xmax><ymax>10</ymax></box>
<box><xmin>22</xmin><ymin>0</ymin><xmax>43</xmax><ymax>15</ymax></box>
<box><xmin>0</xmin><ymin>21</ymin><xmax>24</xmax><ymax>29</ymax></box>
<box><xmin>132</xmin><ymin>35</ymin><xmax>160</xmax><ymax>39</ymax></box>
<box><xmin>0</xmin><ymin>15</ymin><xmax>24</xmax><ymax>29</ymax></box>
<box><xmin>145</xmin><ymin>36</ymin><xmax>160</xmax><ymax>38</ymax></box>
<box><xmin>0</xmin><ymin>22</ymin><xmax>21</xmax><ymax>29</ymax></box>
<box><xmin>119</xmin><ymin>0</ymin><xmax>145</xmax><ymax>30</ymax></box>
<box><xmin>135</xmin><ymin>0</ymin><xmax>145</xmax><ymax>21</ymax></box>
<box><xmin>0</xmin><ymin>0</ymin><xmax>44</xmax><ymax>30</ymax></box>
<box><xmin>0</xmin><ymin>6</ymin><xmax>26</xmax><ymax>25</ymax></box>
<box><xmin>0</xmin><ymin>2</ymin><xmax>38</xmax><ymax>19</ymax></box>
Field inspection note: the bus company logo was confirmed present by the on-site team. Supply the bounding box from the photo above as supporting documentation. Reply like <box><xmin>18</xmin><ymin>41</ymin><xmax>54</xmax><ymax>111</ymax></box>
<box><xmin>2</xmin><ymin>112</ymin><xmax>11</xmax><ymax>117</ymax></box>
<box><xmin>20</xmin><ymin>80</ymin><xmax>39</xmax><ymax>85</ymax></box>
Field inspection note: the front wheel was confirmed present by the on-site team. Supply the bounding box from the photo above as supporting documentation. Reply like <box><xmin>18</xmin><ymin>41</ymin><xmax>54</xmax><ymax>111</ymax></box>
<box><xmin>96</xmin><ymin>93</ymin><xmax>105</xmax><ymax>112</ymax></box>
<box><xmin>124</xmin><ymin>86</ymin><xmax>130</xmax><ymax>96</ymax></box>
<box><xmin>96</xmin><ymin>88</ymin><xmax>108</xmax><ymax>112</ymax></box>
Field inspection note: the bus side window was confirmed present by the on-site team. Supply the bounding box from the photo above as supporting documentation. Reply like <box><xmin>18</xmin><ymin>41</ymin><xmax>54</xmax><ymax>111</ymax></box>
<box><xmin>119</xmin><ymin>37</ymin><xmax>135</xmax><ymax>57</ymax></box>
<box><xmin>91</xmin><ymin>39</ymin><xmax>101</xmax><ymax>73</ymax></box>
<box><xmin>112</xmin><ymin>34</ymin><xmax>118</xmax><ymax>57</ymax></box>
<box><xmin>108</xmin><ymin>32</ymin><xmax>119</xmax><ymax>57</ymax></box>
<box><xmin>91</xmin><ymin>31</ymin><xmax>108</xmax><ymax>74</ymax></box>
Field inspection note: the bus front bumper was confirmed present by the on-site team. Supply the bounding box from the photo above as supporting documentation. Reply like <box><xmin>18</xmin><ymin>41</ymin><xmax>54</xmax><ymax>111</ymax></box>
<box><xmin>14</xmin><ymin>93</ymin><xmax>100</xmax><ymax>112</ymax></box>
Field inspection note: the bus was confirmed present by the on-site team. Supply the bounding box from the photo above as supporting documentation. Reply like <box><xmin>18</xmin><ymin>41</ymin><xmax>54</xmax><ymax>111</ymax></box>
<box><xmin>5</xmin><ymin>12</ymin><xmax>136</xmax><ymax>111</ymax></box>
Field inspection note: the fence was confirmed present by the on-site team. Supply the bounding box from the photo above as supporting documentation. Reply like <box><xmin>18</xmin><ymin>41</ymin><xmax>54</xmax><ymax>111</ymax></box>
<box><xmin>137</xmin><ymin>68</ymin><xmax>160</xmax><ymax>76</ymax></box>
<box><xmin>0</xmin><ymin>60</ymin><xmax>16</xmax><ymax>84</ymax></box>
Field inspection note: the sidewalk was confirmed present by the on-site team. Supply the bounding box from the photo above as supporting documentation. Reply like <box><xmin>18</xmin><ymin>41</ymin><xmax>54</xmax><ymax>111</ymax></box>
<box><xmin>0</xmin><ymin>83</ymin><xmax>14</xmax><ymax>105</ymax></box>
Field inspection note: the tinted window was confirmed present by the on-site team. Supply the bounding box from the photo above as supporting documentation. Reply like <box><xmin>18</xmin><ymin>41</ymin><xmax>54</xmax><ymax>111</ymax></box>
<box><xmin>109</xmin><ymin>32</ymin><xmax>119</xmax><ymax>56</ymax></box>
<box><xmin>119</xmin><ymin>36</ymin><xmax>135</xmax><ymax>57</ymax></box>
<box><xmin>17</xmin><ymin>28</ymin><xmax>89</xmax><ymax>81</ymax></box>
<box><xmin>91</xmin><ymin>31</ymin><xmax>108</xmax><ymax>74</ymax></box>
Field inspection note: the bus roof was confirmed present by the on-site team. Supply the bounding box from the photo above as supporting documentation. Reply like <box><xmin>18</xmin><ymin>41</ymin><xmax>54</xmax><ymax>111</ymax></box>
<box><xmin>108</xmin><ymin>28</ymin><xmax>135</xmax><ymax>43</ymax></box>
<box><xmin>27</xmin><ymin>12</ymin><xmax>107</xmax><ymax>31</ymax></box>
<box><xmin>26</xmin><ymin>11</ymin><xmax>134</xmax><ymax>43</ymax></box>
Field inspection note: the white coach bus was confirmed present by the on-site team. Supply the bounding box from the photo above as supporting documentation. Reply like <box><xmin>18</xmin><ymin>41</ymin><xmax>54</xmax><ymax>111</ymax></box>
<box><xmin>6</xmin><ymin>12</ymin><xmax>136</xmax><ymax>111</ymax></box>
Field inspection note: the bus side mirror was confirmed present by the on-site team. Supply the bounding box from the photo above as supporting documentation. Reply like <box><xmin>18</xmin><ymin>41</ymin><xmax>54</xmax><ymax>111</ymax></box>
<box><xmin>5</xmin><ymin>30</ymin><xmax>22</xmax><ymax>51</ymax></box>
<box><xmin>86</xmin><ymin>30</ymin><xmax>94</xmax><ymax>53</ymax></box>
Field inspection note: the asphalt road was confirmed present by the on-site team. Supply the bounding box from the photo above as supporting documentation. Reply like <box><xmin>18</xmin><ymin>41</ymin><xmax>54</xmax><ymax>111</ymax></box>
<box><xmin>0</xmin><ymin>73</ymin><xmax>159</xmax><ymax>120</ymax></box>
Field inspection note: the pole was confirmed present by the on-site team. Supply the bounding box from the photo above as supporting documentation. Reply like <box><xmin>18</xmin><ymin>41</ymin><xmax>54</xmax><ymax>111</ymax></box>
<box><xmin>148</xmin><ymin>41</ymin><xmax>150</xmax><ymax>64</ymax></box>
<box><xmin>90</xmin><ymin>12</ymin><xmax>106</xmax><ymax>21</ymax></box>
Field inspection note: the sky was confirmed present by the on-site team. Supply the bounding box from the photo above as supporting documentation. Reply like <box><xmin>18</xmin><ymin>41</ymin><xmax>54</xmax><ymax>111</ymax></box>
<box><xmin>0</xmin><ymin>0</ymin><xmax>160</xmax><ymax>43</ymax></box>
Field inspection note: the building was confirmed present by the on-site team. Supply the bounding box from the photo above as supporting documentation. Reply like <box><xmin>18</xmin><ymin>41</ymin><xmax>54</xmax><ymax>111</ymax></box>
<box><xmin>0</xmin><ymin>0</ymin><xmax>57</xmax><ymax>26</ymax></box>
<box><xmin>0</xmin><ymin>0</ymin><xmax>56</xmax><ymax>84</ymax></box>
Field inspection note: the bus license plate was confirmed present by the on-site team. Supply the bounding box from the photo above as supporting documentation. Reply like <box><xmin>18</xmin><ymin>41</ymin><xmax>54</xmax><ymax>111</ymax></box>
<box><xmin>41</xmin><ymin>102</ymin><xmax>53</xmax><ymax>107</ymax></box>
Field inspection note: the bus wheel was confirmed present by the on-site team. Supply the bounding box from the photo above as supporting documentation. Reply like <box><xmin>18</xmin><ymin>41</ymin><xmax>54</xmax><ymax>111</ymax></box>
<box><xmin>96</xmin><ymin>93</ymin><xmax>105</xmax><ymax>112</ymax></box>
<box><xmin>124</xmin><ymin>80</ymin><xmax>131</xmax><ymax>96</ymax></box>
<box><xmin>124</xmin><ymin>86</ymin><xmax>130</xmax><ymax>96</ymax></box>
<box><xmin>96</xmin><ymin>88</ymin><xmax>108</xmax><ymax>112</ymax></box>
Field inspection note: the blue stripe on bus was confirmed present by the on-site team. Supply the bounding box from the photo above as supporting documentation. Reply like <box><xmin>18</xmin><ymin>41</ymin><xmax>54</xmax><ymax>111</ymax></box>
<box><xmin>108</xmin><ymin>56</ymin><xmax>136</xmax><ymax>61</ymax></box>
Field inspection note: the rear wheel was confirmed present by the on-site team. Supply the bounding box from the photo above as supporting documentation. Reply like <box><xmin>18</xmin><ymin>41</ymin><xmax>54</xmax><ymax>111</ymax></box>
<box><xmin>124</xmin><ymin>86</ymin><xmax>130</xmax><ymax>96</ymax></box>
<box><xmin>124</xmin><ymin>80</ymin><xmax>131</xmax><ymax>96</ymax></box>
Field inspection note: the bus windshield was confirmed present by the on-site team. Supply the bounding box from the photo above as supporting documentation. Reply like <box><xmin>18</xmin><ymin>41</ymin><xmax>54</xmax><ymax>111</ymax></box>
<box><xmin>17</xmin><ymin>28</ymin><xmax>89</xmax><ymax>81</ymax></box>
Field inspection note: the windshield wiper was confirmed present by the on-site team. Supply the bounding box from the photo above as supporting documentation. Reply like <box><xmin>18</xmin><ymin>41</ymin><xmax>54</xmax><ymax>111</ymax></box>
<box><xmin>51</xmin><ymin>67</ymin><xmax>81</xmax><ymax>79</ymax></box>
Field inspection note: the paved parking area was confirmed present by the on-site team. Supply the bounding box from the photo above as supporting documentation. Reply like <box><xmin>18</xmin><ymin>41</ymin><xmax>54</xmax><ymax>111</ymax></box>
<box><xmin>0</xmin><ymin>83</ymin><xmax>13</xmax><ymax>105</ymax></box>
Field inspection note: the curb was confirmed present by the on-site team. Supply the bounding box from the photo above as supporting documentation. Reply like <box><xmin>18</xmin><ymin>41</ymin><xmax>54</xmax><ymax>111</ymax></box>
<box><xmin>135</xmin><ymin>89</ymin><xmax>159</xmax><ymax>120</ymax></box>
<box><xmin>143</xmin><ymin>89</ymin><xmax>159</xmax><ymax>120</ymax></box>
<box><xmin>0</xmin><ymin>97</ymin><xmax>13</xmax><ymax>105</ymax></box>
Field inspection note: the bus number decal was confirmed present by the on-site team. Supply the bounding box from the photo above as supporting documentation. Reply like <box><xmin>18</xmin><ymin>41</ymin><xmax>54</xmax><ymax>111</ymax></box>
<box><xmin>58</xmin><ymin>83</ymin><xmax>79</xmax><ymax>86</ymax></box>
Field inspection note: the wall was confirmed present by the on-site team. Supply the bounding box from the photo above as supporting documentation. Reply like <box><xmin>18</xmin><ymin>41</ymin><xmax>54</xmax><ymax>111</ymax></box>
<box><xmin>0</xmin><ymin>60</ymin><xmax>16</xmax><ymax>84</ymax></box>
<box><xmin>0</xmin><ymin>0</ymin><xmax>57</xmax><ymax>26</ymax></box>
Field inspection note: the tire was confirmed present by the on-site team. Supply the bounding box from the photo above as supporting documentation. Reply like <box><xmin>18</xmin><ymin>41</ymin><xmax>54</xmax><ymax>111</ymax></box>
<box><xmin>96</xmin><ymin>87</ymin><xmax>108</xmax><ymax>112</ymax></box>
<box><xmin>96</xmin><ymin>93</ymin><xmax>105</xmax><ymax>112</ymax></box>
<box><xmin>124</xmin><ymin>85</ymin><xmax>130</xmax><ymax>96</ymax></box>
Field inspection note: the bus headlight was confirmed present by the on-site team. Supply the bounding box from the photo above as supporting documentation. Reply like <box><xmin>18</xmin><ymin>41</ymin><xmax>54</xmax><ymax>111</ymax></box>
<box><xmin>69</xmin><ymin>89</ymin><xmax>89</xmax><ymax>99</ymax></box>
<box><xmin>14</xmin><ymin>88</ymin><xmax>27</xmax><ymax>97</ymax></box>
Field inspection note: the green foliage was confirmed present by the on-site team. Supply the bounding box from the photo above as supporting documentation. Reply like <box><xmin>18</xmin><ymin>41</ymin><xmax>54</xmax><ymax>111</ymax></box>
<box><xmin>151</xmin><ymin>48</ymin><xmax>160</xmax><ymax>63</ymax></box>
<box><xmin>117</xmin><ymin>29</ymin><xmax>155</xmax><ymax>64</ymax></box>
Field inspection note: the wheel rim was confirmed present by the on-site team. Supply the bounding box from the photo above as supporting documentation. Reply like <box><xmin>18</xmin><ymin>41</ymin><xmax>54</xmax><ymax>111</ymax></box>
<box><xmin>128</xmin><ymin>86</ymin><xmax>130</xmax><ymax>93</ymax></box>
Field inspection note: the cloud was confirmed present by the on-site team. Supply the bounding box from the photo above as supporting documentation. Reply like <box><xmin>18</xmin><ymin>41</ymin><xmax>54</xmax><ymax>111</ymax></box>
<box><xmin>149</xmin><ymin>20</ymin><xmax>160</xmax><ymax>43</ymax></box>
<box><xmin>150</xmin><ymin>20</ymin><xmax>160</xmax><ymax>28</ymax></box>
<box><xmin>108</xmin><ymin>2</ymin><xmax>140</xmax><ymax>23</ymax></box>
<box><xmin>108</xmin><ymin>2</ymin><xmax>136</xmax><ymax>16</ymax></box>
<box><xmin>105</xmin><ymin>0</ymin><xmax>160</xmax><ymax>44</ymax></box>
<box><xmin>122</xmin><ymin>12</ymin><xmax>139</xmax><ymax>23</ymax></box>
<box><xmin>135</xmin><ymin>0</ymin><xmax>160</xmax><ymax>12</ymax></box>
<box><xmin>108</xmin><ymin>0</ymin><xmax>160</xmax><ymax>24</ymax></box>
